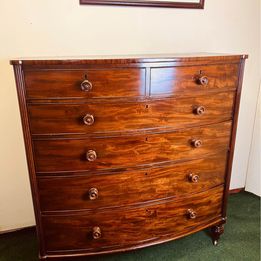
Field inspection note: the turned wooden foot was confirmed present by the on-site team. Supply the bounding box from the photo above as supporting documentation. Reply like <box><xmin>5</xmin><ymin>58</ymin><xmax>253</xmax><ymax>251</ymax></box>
<box><xmin>210</xmin><ymin>224</ymin><xmax>224</xmax><ymax>246</ymax></box>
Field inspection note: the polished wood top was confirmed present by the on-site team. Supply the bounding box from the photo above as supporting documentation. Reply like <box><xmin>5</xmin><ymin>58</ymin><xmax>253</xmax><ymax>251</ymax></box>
<box><xmin>10</xmin><ymin>53</ymin><xmax>248</xmax><ymax>65</ymax></box>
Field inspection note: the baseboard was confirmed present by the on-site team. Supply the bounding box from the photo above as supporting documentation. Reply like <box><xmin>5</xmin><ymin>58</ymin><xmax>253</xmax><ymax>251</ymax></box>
<box><xmin>0</xmin><ymin>225</ymin><xmax>35</xmax><ymax>235</ymax></box>
<box><xmin>229</xmin><ymin>187</ymin><xmax>245</xmax><ymax>194</ymax></box>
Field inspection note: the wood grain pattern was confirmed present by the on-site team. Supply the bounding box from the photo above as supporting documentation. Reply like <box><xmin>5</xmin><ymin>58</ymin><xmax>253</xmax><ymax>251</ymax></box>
<box><xmin>150</xmin><ymin>64</ymin><xmax>239</xmax><ymax>96</ymax></box>
<box><xmin>10</xmin><ymin>53</ymin><xmax>246</xmax><ymax>66</ymax></box>
<box><xmin>24</xmin><ymin>68</ymin><xmax>146</xmax><ymax>99</ymax></box>
<box><xmin>11</xmin><ymin>54</ymin><xmax>248</xmax><ymax>260</ymax></box>
<box><xmin>42</xmin><ymin>186</ymin><xmax>223</xmax><ymax>253</ymax></box>
<box><xmin>28</xmin><ymin>92</ymin><xmax>234</xmax><ymax>135</ymax></box>
<box><xmin>33</xmin><ymin>121</ymin><xmax>231</xmax><ymax>173</ymax></box>
<box><xmin>37</xmin><ymin>153</ymin><xmax>227</xmax><ymax>212</ymax></box>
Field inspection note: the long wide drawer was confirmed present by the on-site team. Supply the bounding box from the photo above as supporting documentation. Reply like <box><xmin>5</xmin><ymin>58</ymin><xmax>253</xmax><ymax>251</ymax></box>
<box><xmin>38</xmin><ymin>154</ymin><xmax>227</xmax><ymax>212</ymax></box>
<box><xmin>24</xmin><ymin>68</ymin><xmax>146</xmax><ymax>99</ymax></box>
<box><xmin>33</xmin><ymin>121</ymin><xmax>232</xmax><ymax>173</ymax></box>
<box><xmin>150</xmin><ymin>63</ymin><xmax>239</xmax><ymax>96</ymax></box>
<box><xmin>28</xmin><ymin>92</ymin><xmax>234</xmax><ymax>135</ymax></box>
<box><xmin>42</xmin><ymin>186</ymin><xmax>223</xmax><ymax>253</ymax></box>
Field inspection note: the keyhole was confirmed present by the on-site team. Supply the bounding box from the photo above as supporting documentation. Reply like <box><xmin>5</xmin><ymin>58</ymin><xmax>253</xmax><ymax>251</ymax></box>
<box><xmin>145</xmin><ymin>104</ymin><xmax>149</xmax><ymax>109</ymax></box>
<box><xmin>146</xmin><ymin>209</ymin><xmax>157</xmax><ymax>217</ymax></box>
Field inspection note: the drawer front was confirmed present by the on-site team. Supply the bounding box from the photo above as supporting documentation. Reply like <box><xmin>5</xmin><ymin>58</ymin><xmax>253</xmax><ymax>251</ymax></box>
<box><xmin>42</xmin><ymin>186</ymin><xmax>223</xmax><ymax>252</ymax></box>
<box><xmin>34</xmin><ymin>121</ymin><xmax>231</xmax><ymax>173</ymax></box>
<box><xmin>24</xmin><ymin>69</ymin><xmax>146</xmax><ymax>99</ymax></box>
<box><xmin>28</xmin><ymin>92</ymin><xmax>234</xmax><ymax>135</ymax></box>
<box><xmin>150</xmin><ymin>64</ymin><xmax>239</xmax><ymax>96</ymax></box>
<box><xmin>38</xmin><ymin>154</ymin><xmax>227</xmax><ymax>212</ymax></box>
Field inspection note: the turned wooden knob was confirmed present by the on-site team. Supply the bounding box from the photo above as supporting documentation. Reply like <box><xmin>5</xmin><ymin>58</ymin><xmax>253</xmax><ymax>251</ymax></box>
<box><xmin>89</xmin><ymin>188</ymin><xmax>98</xmax><ymax>200</ymax></box>
<box><xmin>187</xmin><ymin>209</ymin><xmax>197</xmax><ymax>219</ymax></box>
<box><xmin>83</xmin><ymin>114</ymin><xmax>95</xmax><ymax>126</ymax></box>
<box><xmin>194</xmin><ymin>106</ymin><xmax>206</xmax><ymax>115</ymax></box>
<box><xmin>92</xmin><ymin>226</ymin><xmax>101</xmax><ymax>239</ymax></box>
<box><xmin>191</xmin><ymin>139</ymin><xmax>202</xmax><ymax>148</ymax></box>
<box><xmin>86</xmin><ymin>150</ymin><xmax>97</xmax><ymax>162</ymax></box>
<box><xmin>189</xmin><ymin>173</ymin><xmax>200</xmax><ymax>183</ymax></box>
<box><xmin>197</xmin><ymin>75</ymin><xmax>209</xmax><ymax>86</ymax></box>
<box><xmin>80</xmin><ymin>79</ymin><xmax>92</xmax><ymax>92</ymax></box>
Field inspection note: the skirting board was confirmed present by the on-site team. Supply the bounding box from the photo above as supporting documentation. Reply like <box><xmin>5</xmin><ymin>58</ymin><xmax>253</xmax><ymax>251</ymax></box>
<box><xmin>229</xmin><ymin>187</ymin><xmax>245</xmax><ymax>194</ymax></box>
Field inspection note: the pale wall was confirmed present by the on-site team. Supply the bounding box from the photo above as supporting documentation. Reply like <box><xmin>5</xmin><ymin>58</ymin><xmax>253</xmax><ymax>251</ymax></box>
<box><xmin>246</xmin><ymin>86</ymin><xmax>261</xmax><ymax>196</ymax></box>
<box><xmin>0</xmin><ymin>0</ymin><xmax>260</xmax><ymax>231</ymax></box>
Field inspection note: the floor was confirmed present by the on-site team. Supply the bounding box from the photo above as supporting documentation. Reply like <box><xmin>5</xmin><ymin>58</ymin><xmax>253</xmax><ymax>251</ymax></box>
<box><xmin>0</xmin><ymin>192</ymin><xmax>260</xmax><ymax>261</ymax></box>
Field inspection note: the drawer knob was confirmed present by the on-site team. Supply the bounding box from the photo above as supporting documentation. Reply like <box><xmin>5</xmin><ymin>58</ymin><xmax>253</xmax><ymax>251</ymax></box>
<box><xmin>194</xmin><ymin>106</ymin><xmax>206</xmax><ymax>115</ymax></box>
<box><xmin>86</xmin><ymin>150</ymin><xmax>97</xmax><ymax>161</ymax></box>
<box><xmin>89</xmin><ymin>188</ymin><xmax>98</xmax><ymax>200</ymax></box>
<box><xmin>187</xmin><ymin>209</ymin><xmax>197</xmax><ymax>219</ymax></box>
<box><xmin>197</xmin><ymin>75</ymin><xmax>209</xmax><ymax>86</ymax></box>
<box><xmin>81</xmin><ymin>79</ymin><xmax>92</xmax><ymax>92</ymax></box>
<box><xmin>191</xmin><ymin>139</ymin><xmax>202</xmax><ymax>148</ymax></box>
<box><xmin>92</xmin><ymin>226</ymin><xmax>101</xmax><ymax>239</ymax></box>
<box><xmin>83</xmin><ymin>114</ymin><xmax>95</xmax><ymax>126</ymax></box>
<box><xmin>189</xmin><ymin>173</ymin><xmax>200</xmax><ymax>183</ymax></box>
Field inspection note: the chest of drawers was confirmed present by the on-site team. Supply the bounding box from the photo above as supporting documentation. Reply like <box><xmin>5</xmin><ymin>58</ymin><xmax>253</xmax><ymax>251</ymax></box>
<box><xmin>11</xmin><ymin>54</ymin><xmax>247</xmax><ymax>260</ymax></box>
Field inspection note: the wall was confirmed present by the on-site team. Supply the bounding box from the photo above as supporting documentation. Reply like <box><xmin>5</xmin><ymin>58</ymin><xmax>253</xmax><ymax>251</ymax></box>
<box><xmin>0</xmin><ymin>0</ymin><xmax>260</xmax><ymax>231</ymax></box>
<box><xmin>245</xmin><ymin>1</ymin><xmax>261</xmax><ymax>197</ymax></box>
<box><xmin>246</xmin><ymin>86</ymin><xmax>260</xmax><ymax>196</ymax></box>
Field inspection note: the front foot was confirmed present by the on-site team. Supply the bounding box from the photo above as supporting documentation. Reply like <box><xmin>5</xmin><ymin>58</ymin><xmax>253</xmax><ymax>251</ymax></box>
<box><xmin>210</xmin><ymin>224</ymin><xmax>225</xmax><ymax>246</ymax></box>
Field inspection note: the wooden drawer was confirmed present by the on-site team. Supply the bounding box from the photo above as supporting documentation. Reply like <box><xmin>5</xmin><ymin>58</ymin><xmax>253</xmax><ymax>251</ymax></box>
<box><xmin>38</xmin><ymin>154</ymin><xmax>227</xmax><ymax>212</ymax></box>
<box><xmin>24</xmin><ymin>68</ymin><xmax>146</xmax><ymax>99</ymax></box>
<box><xmin>42</xmin><ymin>186</ymin><xmax>223</xmax><ymax>253</ymax></box>
<box><xmin>33</xmin><ymin>121</ymin><xmax>231</xmax><ymax>173</ymax></box>
<box><xmin>150</xmin><ymin>64</ymin><xmax>239</xmax><ymax>96</ymax></box>
<box><xmin>28</xmin><ymin>92</ymin><xmax>234</xmax><ymax>135</ymax></box>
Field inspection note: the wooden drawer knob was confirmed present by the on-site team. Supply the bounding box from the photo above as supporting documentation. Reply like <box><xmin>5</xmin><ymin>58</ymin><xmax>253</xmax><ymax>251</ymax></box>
<box><xmin>89</xmin><ymin>188</ymin><xmax>98</xmax><ymax>200</ymax></box>
<box><xmin>83</xmin><ymin>114</ymin><xmax>95</xmax><ymax>126</ymax></box>
<box><xmin>92</xmin><ymin>226</ymin><xmax>101</xmax><ymax>239</ymax></box>
<box><xmin>81</xmin><ymin>79</ymin><xmax>92</xmax><ymax>92</ymax></box>
<box><xmin>86</xmin><ymin>150</ymin><xmax>97</xmax><ymax>162</ymax></box>
<box><xmin>197</xmin><ymin>75</ymin><xmax>209</xmax><ymax>86</ymax></box>
<box><xmin>189</xmin><ymin>173</ymin><xmax>200</xmax><ymax>183</ymax></box>
<box><xmin>194</xmin><ymin>106</ymin><xmax>206</xmax><ymax>115</ymax></box>
<box><xmin>191</xmin><ymin>139</ymin><xmax>202</xmax><ymax>148</ymax></box>
<box><xmin>187</xmin><ymin>209</ymin><xmax>197</xmax><ymax>219</ymax></box>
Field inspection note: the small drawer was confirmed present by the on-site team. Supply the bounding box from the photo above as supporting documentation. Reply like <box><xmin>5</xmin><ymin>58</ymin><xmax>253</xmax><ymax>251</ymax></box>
<box><xmin>28</xmin><ymin>92</ymin><xmax>235</xmax><ymax>135</ymax></box>
<box><xmin>150</xmin><ymin>64</ymin><xmax>239</xmax><ymax>96</ymax></box>
<box><xmin>42</xmin><ymin>186</ymin><xmax>223</xmax><ymax>253</ymax></box>
<box><xmin>24</xmin><ymin>68</ymin><xmax>146</xmax><ymax>99</ymax></box>
<box><xmin>38</xmin><ymin>154</ymin><xmax>227</xmax><ymax>212</ymax></box>
<box><xmin>33</xmin><ymin>121</ymin><xmax>232</xmax><ymax>173</ymax></box>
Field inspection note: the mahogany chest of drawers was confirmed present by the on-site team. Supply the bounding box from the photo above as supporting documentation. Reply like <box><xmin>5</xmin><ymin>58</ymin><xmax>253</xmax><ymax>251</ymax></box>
<box><xmin>11</xmin><ymin>54</ymin><xmax>247</xmax><ymax>260</ymax></box>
